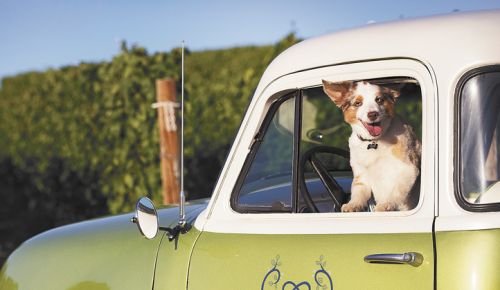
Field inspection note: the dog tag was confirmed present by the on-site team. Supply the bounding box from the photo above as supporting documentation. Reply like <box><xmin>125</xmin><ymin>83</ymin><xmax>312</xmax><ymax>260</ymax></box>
<box><xmin>367</xmin><ymin>142</ymin><xmax>378</xmax><ymax>150</ymax></box>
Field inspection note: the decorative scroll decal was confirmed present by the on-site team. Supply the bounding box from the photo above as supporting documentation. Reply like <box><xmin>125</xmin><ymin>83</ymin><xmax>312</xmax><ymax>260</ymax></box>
<box><xmin>261</xmin><ymin>255</ymin><xmax>333</xmax><ymax>290</ymax></box>
<box><xmin>261</xmin><ymin>256</ymin><xmax>282</xmax><ymax>289</ymax></box>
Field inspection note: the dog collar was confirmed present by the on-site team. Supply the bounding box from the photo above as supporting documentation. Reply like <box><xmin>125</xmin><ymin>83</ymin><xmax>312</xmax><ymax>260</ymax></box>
<box><xmin>357</xmin><ymin>135</ymin><xmax>379</xmax><ymax>150</ymax></box>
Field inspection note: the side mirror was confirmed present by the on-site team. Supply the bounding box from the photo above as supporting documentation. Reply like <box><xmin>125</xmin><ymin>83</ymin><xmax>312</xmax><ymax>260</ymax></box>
<box><xmin>131</xmin><ymin>197</ymin><xmax>159</xmax><ymax>239</ymax></box>
<box><xmin>131</xmin><ymin>196</ymin><xmax>191</xmax><ymax>244</ymax></box>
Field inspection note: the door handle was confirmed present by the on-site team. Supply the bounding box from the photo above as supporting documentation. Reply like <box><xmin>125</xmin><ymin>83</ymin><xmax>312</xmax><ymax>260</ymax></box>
<box><xmin>364</xmin><ymin>252</ymin><xmax>423</xmax><ymax>267</ymax></box>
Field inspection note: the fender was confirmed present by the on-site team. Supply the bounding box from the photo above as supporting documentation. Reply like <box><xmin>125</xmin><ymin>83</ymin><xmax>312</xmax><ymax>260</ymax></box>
<box><xmin>0</xmin><ymin>201</ymin><xmax>207</xmax><ymax>290</ymax></box>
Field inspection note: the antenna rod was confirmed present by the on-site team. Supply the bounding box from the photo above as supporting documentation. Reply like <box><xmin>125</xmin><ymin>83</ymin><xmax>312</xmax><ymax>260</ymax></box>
<box><xmin>179</xmin><ymin>40</ymin><xmax>186</xmax><ymax>226</ymax></box>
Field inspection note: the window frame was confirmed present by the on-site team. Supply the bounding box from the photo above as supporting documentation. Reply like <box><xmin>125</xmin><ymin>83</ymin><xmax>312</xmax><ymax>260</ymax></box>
<box><xmin>204</xmin><ymin>59</ymin><xmax>435</xmax><ymax>235</ymax></box>
<box><xmin>231</xmin><ymin>76</ymin><xmax>424</xmax><ymax>214</ymax></box>
<box><xmin>454</xmin><ymin>65</ymin><xmax>500</xmax><ymax>212</ymax></box>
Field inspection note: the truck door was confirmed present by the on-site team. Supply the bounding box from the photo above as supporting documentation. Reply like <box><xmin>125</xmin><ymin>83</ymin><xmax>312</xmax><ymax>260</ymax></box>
<box><xmin>188</xmin><ymin>60</ymin><xmax>436</xmax><ymax>289</ymax></box>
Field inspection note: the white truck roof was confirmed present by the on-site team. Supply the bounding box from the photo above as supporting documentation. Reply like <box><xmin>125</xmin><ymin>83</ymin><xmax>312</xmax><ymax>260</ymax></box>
<box><xmin>257</xmin><ymin>9</ymin><xmax>500</xmax><ymax>94</ymax></box>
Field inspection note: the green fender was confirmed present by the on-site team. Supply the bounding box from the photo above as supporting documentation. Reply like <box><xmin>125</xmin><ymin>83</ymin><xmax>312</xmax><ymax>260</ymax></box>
<box><xmin>0</xmin><ymin>202</ymin><xmax>207</xmax><ymax>290</ymax></box>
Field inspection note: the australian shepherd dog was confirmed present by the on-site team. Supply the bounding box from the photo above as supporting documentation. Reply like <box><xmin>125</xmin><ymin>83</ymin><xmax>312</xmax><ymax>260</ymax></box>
<box><xmin>322</xmin><ymin>80</ymin><xmax>421</xmax><ymax>212</ymax></box>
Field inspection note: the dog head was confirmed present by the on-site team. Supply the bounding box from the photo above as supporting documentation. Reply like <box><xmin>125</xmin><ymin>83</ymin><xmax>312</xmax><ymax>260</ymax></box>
<box><xmin>322</xmin><ymin>80</ymin><xmax>400</xmax><ymax>140</ymax></box>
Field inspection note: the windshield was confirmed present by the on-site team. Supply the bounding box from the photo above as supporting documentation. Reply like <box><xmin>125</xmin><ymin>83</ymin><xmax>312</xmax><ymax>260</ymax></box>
<box><xmin>459</xmin><ymin>69</ymin><xmax>500</xmax><ymax>207</ymax></box>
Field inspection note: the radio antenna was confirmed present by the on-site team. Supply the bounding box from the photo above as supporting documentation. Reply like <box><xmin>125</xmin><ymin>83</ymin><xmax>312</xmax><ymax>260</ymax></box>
<box><xmin>179</xmin><ymin>40</ymin><xmax>187</xmax><ymax>227</ymax></box>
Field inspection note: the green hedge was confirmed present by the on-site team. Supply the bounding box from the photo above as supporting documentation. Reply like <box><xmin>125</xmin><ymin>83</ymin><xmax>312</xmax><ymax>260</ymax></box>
<box><xmin>0</xmin><ymin>35</ymin><xmax>298</xmax><ymax>214</ymax></box>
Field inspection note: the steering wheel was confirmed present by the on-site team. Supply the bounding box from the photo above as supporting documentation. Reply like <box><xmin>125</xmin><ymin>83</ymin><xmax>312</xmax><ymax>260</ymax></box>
<box><xmin>298</xmin><ymin>146</ymin><xmax>350</xmax><ymax>213</ymax></box>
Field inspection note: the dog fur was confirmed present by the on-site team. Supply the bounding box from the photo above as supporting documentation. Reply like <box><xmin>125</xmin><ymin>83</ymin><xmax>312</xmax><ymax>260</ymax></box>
<box><xmin>322</xmin><ymin>80</ymin><xmax>421</xmax><ymax>212</ymax></box>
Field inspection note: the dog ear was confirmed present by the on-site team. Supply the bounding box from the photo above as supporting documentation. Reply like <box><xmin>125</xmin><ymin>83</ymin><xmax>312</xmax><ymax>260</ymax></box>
<box><xmin>382</xmin><ymin>86</ymin><xmax>401</xmax><ymax>101</ymax></box>
<box><xmin>322</xmin><ymin>80</ymin><xmax>353</xmax><ymax>108</ymax></box>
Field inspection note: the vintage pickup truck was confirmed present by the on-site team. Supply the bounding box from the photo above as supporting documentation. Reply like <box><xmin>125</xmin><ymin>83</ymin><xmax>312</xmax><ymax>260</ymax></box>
<box><xmin>1</xmin><ymin>9</ymin><xmax>500</xmax><ymax>290</ymax></box>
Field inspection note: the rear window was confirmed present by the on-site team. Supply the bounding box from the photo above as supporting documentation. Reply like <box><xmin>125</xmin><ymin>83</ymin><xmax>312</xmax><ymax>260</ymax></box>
<box><xmin>457</xmin><ymin>66</ymin><xmax>500</xmax><ymax>211</ymax></box>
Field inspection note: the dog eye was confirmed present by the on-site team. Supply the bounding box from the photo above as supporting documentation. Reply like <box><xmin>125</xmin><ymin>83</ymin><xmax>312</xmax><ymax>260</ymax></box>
<box><xmin>354</xmin><ymin>101</ymin><xmax>362</xmax><ymax>107</ymax></box>
<box><xmin>375</xmin><ymin>96</ymin><xmax>383</xmax><ymax>104</ymax></box>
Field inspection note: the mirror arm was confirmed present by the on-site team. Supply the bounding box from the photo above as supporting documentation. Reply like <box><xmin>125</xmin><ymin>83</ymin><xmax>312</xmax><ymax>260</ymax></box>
<box><xmin>160</xmin><ymin>222</ymin><xmax>192</xmax><ymax>242</ymax></box>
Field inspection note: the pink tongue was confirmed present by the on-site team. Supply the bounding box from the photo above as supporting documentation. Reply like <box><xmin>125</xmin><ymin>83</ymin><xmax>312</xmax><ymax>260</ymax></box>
<box><xmin>365</xmin><ymin>123</ymin><xmax>382</xmax><ymax>136</ymax></box>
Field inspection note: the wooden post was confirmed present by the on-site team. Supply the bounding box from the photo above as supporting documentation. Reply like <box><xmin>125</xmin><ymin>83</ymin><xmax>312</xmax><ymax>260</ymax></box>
<box><xmin>155</xmin><ymin>79</ymin><xmax>180</xmax><ymax>205</ymax></box>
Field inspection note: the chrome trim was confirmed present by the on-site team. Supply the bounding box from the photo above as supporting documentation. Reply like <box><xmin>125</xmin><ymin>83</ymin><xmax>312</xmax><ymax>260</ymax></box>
<box><xmin>364</xmin><ymin>252</ymin><xmax>423</xmax><ymax>267</ymax></box>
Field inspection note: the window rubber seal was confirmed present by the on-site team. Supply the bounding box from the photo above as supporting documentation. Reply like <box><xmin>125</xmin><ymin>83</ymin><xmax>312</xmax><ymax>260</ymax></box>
<box><xmin>292</xmin><ymin>89</ymin><xmax>303</xmax><ymax>213</ymax></box>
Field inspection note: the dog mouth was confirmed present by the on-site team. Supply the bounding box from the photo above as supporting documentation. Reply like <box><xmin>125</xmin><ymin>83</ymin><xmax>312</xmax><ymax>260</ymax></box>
<box><xmin>361</xmin><ymin>120</ymin><xmax>382</xmax><ymax>137</ymax></box>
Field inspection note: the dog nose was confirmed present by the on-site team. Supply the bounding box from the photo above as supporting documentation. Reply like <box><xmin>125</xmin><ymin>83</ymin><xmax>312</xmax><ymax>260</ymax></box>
<box><xmin>367</xmin><ymin>111</ymin><xmax>379</xmax><ymax>121</ymax></box>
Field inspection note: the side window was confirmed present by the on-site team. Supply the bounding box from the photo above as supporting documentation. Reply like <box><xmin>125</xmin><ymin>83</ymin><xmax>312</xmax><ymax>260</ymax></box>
<box><xmin>457</xmin><ymin>67</ymin><xmax>500</xmax><ymax>210</ymax></box>
<box><xmin>232</xmin><ymin>77</ymin><xmax>423</xmax><ymax>213</ymax></box>
<box><xmin>232</xmin><ymin>95</ymin><xmax>295</xmax><ymax>213</ymax></box>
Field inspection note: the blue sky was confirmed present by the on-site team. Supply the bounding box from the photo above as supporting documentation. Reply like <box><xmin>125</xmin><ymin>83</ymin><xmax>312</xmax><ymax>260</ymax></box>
<box><xmin>1</xmin><ymin>0</ymin><xmax>500</xmax><ymax>80</ymax></box>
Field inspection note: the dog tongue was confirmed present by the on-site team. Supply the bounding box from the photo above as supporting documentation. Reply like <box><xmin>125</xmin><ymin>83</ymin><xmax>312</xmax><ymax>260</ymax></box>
<box><xmin>364</xmin><ymin>122</ymin><xmax>382</xmax><ymax>137</ymax></box>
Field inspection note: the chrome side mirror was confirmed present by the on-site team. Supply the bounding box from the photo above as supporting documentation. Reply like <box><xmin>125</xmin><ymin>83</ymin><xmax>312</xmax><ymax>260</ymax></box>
<box><xmin>132</xmin><ymin>197</ymin><xmax>159</xmax><ymax>239</ymax></box>
<box><xmin>132</xmin><ymin>196</ymin><xmax>192</xmax><ymax>245</ymax></box>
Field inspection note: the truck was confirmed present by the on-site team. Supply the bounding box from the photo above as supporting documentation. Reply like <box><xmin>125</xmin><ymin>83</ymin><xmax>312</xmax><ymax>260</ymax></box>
<box><xmin>1</xmin><ymin>9</ymin><xmax>500</xmax><ymax>290</ymax></box>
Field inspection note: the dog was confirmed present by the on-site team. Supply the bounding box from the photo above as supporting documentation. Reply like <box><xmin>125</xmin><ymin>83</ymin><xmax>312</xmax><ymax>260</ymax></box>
<box><xmin>322</xmin><ymin>80</ymin><xmax>421</xmax><ymax>212</ymax></box>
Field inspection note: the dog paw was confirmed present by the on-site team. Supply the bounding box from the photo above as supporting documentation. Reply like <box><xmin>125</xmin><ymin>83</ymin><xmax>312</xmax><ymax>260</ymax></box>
<box><xmin>341</xmin><ymin>203</ymin><xmax>365</xmax><ymax>212</ymax></box>
<box><xmin>374</xmin><ymin>202</ymin><xmax>397</xmax><ymax>212</ymax></box>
